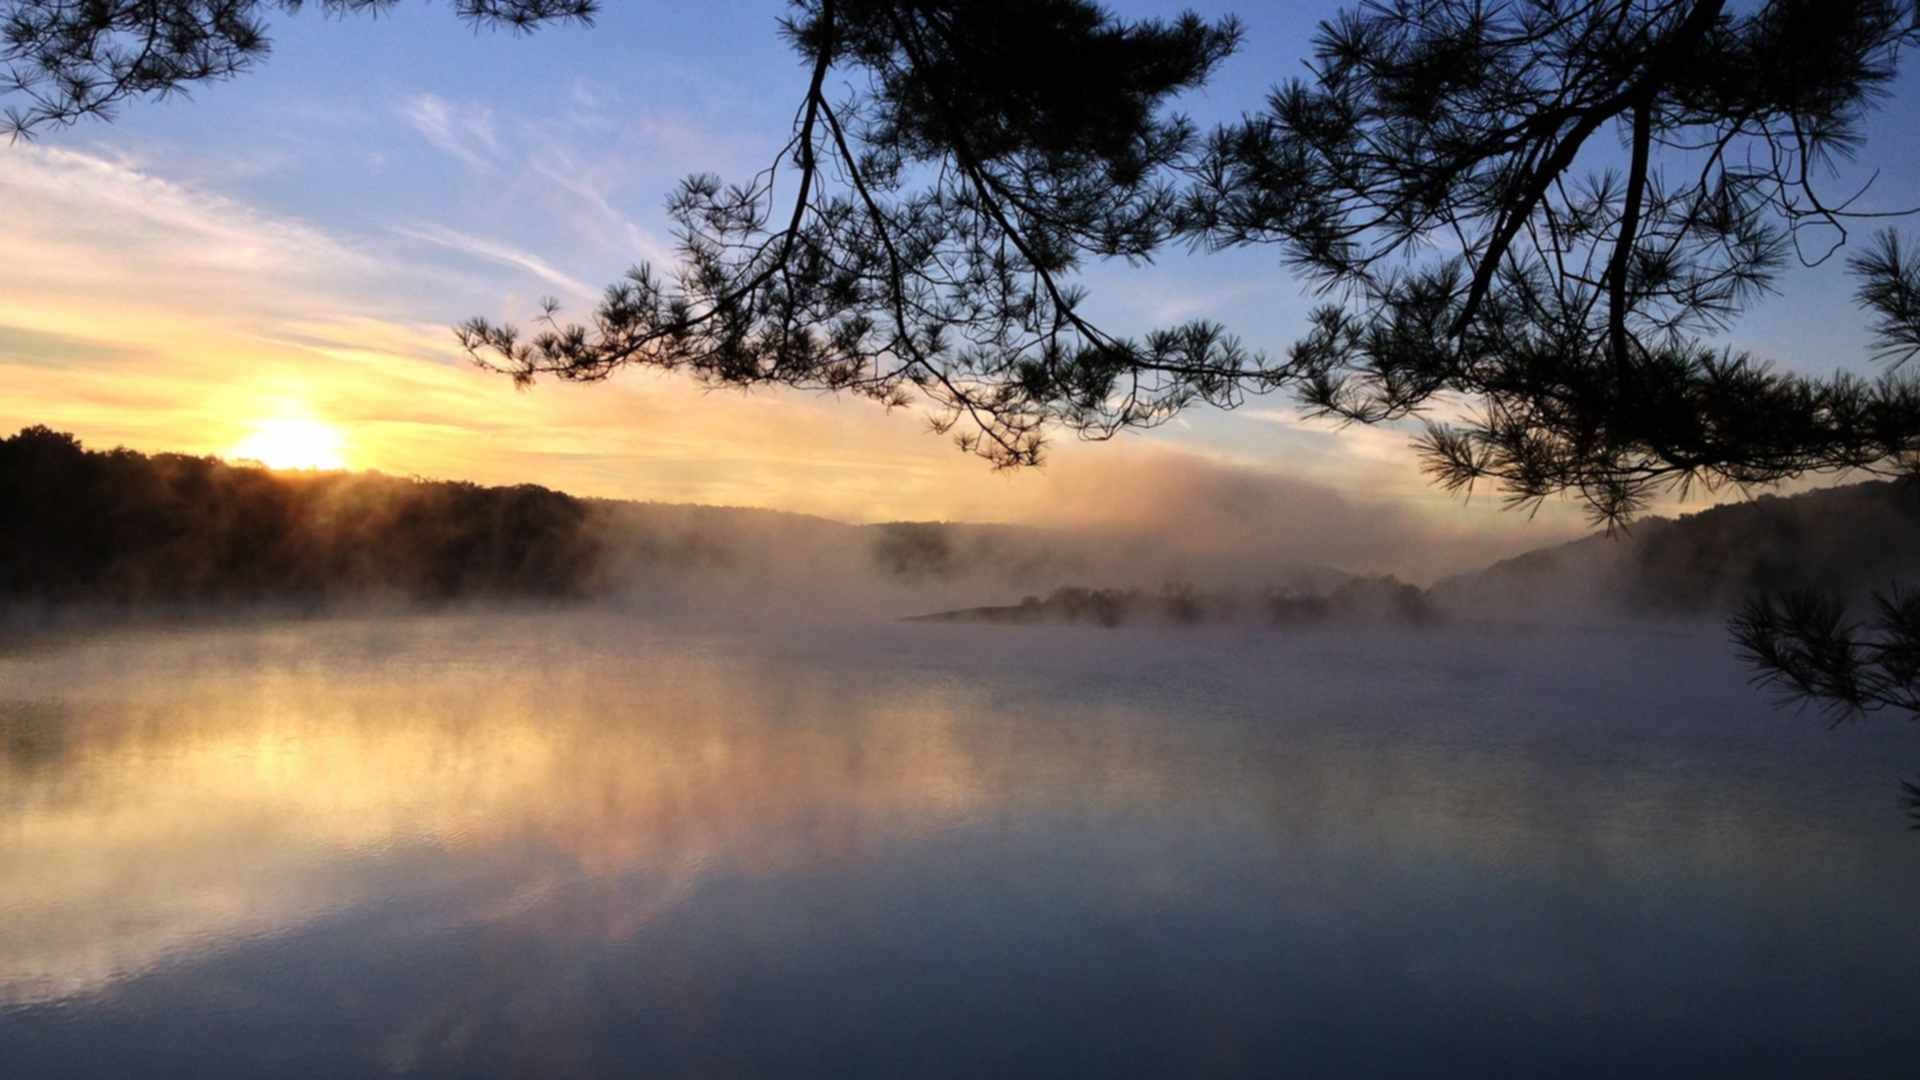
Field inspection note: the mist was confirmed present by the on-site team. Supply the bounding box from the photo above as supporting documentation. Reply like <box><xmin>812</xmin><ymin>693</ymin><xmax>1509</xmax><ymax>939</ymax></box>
<box><xmin>997</xmin><ymin>445</ymin><xmax>1581</xmax><ymax>587</ymax></box>
<box><xmin>3</xmin><ymin>423</ymin><xmax>1585</xmax><ymax>635</ymax></box>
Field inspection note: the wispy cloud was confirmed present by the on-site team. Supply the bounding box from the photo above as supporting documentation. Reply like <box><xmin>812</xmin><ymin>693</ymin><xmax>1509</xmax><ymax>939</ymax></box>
<box><xmin>0</xmin><ymin>144</ymin><xmax>388</xmax><ymax>352</ymax></box>
<box><xmin>525</xmin><ymin>153</ymin><xmax>677</xmax><ymax>268</ymax></box>
<box><xmin>394</xmin><ymin>223</ymin><xmax>595</xmax><ymax>298</ymax></box>
<box><xmin>399</xmin><ymin>93</ymin><xmax>502</xmax><ymax>172</ymax></box>
<box><xmin>563</xmin><ymin>77</ymin><xmax>617</xmax><ymax>131</ymax></box>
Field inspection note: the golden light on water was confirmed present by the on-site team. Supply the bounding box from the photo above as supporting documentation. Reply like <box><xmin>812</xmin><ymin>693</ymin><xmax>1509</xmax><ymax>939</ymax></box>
<box><xmin>227</xmin><ymin>416</ymin><xmax>349</xmax><ymax>470</ymax></box>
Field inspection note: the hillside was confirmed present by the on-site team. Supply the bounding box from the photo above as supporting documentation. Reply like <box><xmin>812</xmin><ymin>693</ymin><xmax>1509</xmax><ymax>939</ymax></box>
<box><xmin>1434</xmin><ymin>478</ymin><xmax>1920</xmax><ymax>617</ymax></box>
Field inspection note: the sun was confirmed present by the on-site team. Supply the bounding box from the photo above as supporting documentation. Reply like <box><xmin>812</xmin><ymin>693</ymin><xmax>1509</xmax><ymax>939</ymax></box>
<box><xmin>229</xmin><ymin>417</ymin><xmax>350</xmax><ymax>471</ymax></box>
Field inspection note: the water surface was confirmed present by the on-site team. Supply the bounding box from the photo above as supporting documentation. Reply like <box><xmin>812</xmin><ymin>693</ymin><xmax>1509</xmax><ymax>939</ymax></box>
<box><xmin>3</xmin><ymin>614</ymin><xmax>1917</xmax><ymax>1075</ymax></box>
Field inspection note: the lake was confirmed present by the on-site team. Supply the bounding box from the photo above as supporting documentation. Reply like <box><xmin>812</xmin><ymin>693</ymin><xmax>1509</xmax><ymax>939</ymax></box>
<box><xmin>3</xmin><ymin>612</ymin><xmax>1918</xmax><ymax>1076</ymax></box>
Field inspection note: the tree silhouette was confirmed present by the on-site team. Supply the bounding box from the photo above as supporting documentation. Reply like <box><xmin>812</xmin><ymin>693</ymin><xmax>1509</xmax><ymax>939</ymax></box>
<box><xmin>458</xmin><ymin>0</ymin><xmax>1254</xmax><ymax>467</ymax></box>
<box><xmin>1732</xmin><ymin>586</ymin><xmax>1920</xmax><ymax>825</ymax></box>
<box><xmin>449</xmin><ymin>1</ymin><xmax>1920</xmax><ymax>502</ymax></box>
<box><xmin>1186</xmin><ymin>0</ymin><xmax>1920</xmax><ymax>524</ymax></box>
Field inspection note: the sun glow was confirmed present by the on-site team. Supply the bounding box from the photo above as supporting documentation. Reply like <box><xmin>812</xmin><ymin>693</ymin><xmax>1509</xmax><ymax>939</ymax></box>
<box><xmin>229</xmin><ymin>417</ymin><xmax>349</xmax><ymax>471</ymax></box>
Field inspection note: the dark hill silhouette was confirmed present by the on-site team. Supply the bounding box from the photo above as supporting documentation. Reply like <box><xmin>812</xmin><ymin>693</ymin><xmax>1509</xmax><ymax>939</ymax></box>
<box><xmin>2</xmin><ymin>426</ymin><xmax>1366</xmax><ymax>620</ymax></box>
<box><xmin>6</xmin><ymin>425</ymin><xmax>1056</xmax><ymax>610</ymax></box>
<box><xmin>3</xmin><ymin>425</ymin><xmax>617</xmax><ymax>607</ymax></box>
<box><xmin>1434</xmin><ymin>479</ymin><xmax>1920</xmax><ymax>618</ymax></box>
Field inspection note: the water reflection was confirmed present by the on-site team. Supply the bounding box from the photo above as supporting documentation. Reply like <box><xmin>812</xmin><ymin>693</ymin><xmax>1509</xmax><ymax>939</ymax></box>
<box><xmin>2</xmin><ymin>614</ymin><xmax>1918</xmax><ymax>1076</ymax></box>
<box><xmin>2</xmin><ymin>627</ymin><xmax>999</xmax><ymax>1005</ymax></box>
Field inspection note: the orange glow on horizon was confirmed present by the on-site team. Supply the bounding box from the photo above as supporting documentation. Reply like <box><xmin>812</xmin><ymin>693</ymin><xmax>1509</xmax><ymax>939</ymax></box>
<box><xmin>227</xmin><ymin>416</ymin><xmax>350</xmax><ymax>471</ymax></box>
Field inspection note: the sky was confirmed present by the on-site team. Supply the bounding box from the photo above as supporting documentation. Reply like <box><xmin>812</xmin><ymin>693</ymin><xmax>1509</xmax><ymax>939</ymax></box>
<box><xmin>5</xmin><ymin>0</ymin><xmax>1918</xmax><ymax>577</ymax></box>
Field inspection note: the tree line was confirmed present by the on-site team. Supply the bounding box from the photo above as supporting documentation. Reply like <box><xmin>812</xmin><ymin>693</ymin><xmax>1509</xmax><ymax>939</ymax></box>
<box><xmin>0</xmin><ymin>425</ymin><xmax>609</xmax><ymax>607</ymax></box>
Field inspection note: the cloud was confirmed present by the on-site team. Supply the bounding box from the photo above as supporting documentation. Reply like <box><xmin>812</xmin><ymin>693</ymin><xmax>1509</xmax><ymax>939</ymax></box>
<box><xmin>0</xmin><ymin>145</ymin><xmax>374</xmax><ymax>287</ymax></box>
<box><xmin>524</xmin><ymin>153</ymin><xmax>678</xmax><ymax>269</ymax></box>
<box><xmin>398</xmin><ymin>93</ymin><xmax>502</xmax><ymax>172</ymax></box>
<box><xmin>564</xmin><ymin>77</ymin><xmax>616</xmax><ymax>130</ymax></box>
<box><xmin>0</xmin><ymin>324</ymin><xmax>149</xmax><ymax>370</ymax></box>
<box><xmin>394</xmin><ymin>223</ymin><xmax>596</xmax><ymax>298</ymax></box>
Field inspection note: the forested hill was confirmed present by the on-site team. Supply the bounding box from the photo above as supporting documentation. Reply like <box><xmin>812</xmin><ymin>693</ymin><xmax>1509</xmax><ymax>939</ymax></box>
<box><xmin>21</xmin><ymin>423</ymin><xmax>1905</xmax><ymax>621</ymax></box>
<box><xmin>1433</xmin><ymin>478</ymin><xmax>1920</xmax><ymax>617</ymax></box>
<box><xmin>0</xmin><ymin>425</ymin><xmax>1071</xmax><ymax>609</ymax></box>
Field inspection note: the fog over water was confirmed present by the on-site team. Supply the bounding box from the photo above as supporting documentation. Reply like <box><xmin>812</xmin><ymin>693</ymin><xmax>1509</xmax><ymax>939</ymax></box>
<box><xmin>4</xmin><ymin>611</ymin><xmax>1918</xmax><ymax>1076</ymax></box>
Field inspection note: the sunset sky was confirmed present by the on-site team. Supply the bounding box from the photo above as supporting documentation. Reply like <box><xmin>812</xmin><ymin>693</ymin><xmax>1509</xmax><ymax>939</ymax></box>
<box><xmin>7</xmin><ymin>0</ymin><xmax>1917</xmax><ymax>575</ymax></box>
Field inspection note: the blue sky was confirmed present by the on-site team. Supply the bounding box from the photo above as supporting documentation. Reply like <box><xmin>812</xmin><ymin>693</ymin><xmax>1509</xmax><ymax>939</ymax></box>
<box><xmin>5</xmin><ymin>0</ymin><xmax>1918</xmax><ymax>575</ymax></box>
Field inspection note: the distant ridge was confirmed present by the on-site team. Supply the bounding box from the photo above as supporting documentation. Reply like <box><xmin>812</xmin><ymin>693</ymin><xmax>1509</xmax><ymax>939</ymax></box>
<box><xmin>1432</xmin><ymin>478</ymin><xmax>1920</xmax><ymax>617</ymax></box>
